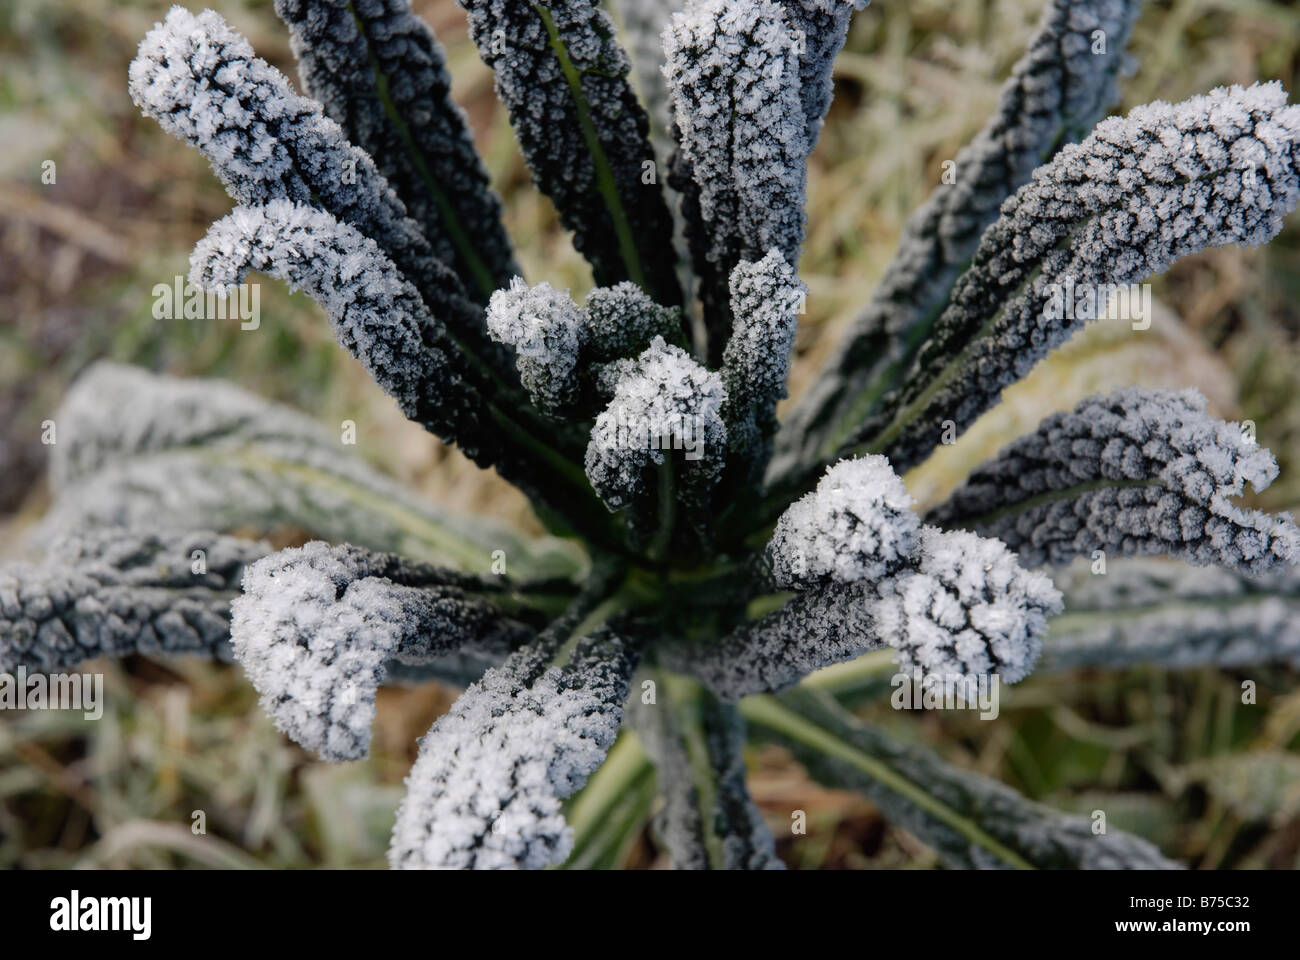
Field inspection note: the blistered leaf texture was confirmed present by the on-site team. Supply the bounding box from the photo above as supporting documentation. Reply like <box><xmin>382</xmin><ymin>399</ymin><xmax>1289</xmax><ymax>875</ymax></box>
<box><xmin>679</xmin><ymin>458</ymin><xmax>1060</xmax><ymax>698</ymax></box>
<box><xmin>633</xmin><ymin>687</ymin><xmax>783</xmax><ymax>869</ymax></box>
<box><xmin>773</xmin><ymin>0</ymin><xmax>1141</xmax><ymax>479</ymax></box>
<box><xmin>585</xmin><ymin>336</ymin><xmax>727</xmax><ymax>512</ymax></box>
<box><xmin>192</xmin><ymin>200</ymin><xmax>490</xmax><ymax>456</ymax></box>
<box><xmin>929</xmin><ymin>388</ymin><xmax>1300</xmax><ymax>574</ymax></box>
<box><xmin>664</xmin><ymin>0</ymin><xmax>808</xmax><ymax>361</ymax></box>
<box><xmin>768</xmin><ymin>455</ymin><xmax>919</xmax><ymax>588</ymax></box>
<box><xmin>1044</xmin><ymin>557</ymin><xmax>1300</xmax><ymax>670</ymax></box>
<box><xmin>721</xmin><ymin>250</ymin><xmax>805</xmax><ymax>463</ymax></box>
<box><xmin>130</xmin><ymin>6</ymin><xmax>461</xmax><ymax>317</ymax></box>
<box><xmin>859</xmin><ymin>82</ymin><xmax>1300</xmax><ymax>473</ymax></box>
<box><xmin>275</xmin><ymin>0</ymin><xmax>519</xmax><ymax>297</ymax></box>
<box><xmin>389</xmin><ymin>629</ymin><xmax>637</xmax><ymax>869</ymax></box>
<box><xmin>756</xmin><ymin>689</ymin><xmax>1181</xmax><ymax>869</ymax></box>
<box><xmin>486</xmin><ymin>278</ymin><xmax>588</xmax><ymax>414</ymax></box>
<box><xmin>1</xmin><ymin>530</ymin><xmax>267</xmax><ymax>673</ymax></box>
<box><xmin>458</xmin><ymin>0</ymin><xmax>681</xmax><ymax>304</ymax></box>
<box><xmin>40</xmin><ymin>363</ymin><xmax>578</xmax><ymax>581</ymax></box>
<box><xmin>233</xmin><ymin>542</ymin><xmax>532</xmax><ymax>761</ymax></box>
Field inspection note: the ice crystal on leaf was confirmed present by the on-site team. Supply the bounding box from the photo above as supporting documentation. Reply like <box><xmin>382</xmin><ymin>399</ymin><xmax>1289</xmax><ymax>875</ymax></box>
<box><xmin>929</xmin><ymin>388</ymin><xmax>1300</xmax><ymax>574</ymax></box>
<box><xmin>1</xmin><ymin>530</ymin><xmax>267</xmax><ymax>673</ymax></box>
<box><xmin>585</xmin><ymin>336</ymin><xmax>727</xmax><ymax>513</ymax></box>
<box><xmin>389</xmin><ymin>629</ymin><xmax>637</xmax><ymax>869</ymax></box>
<box><xmin>232</xmin><ymin>542</ymin><xmax>533</xmax><ymax>761</ymax></box>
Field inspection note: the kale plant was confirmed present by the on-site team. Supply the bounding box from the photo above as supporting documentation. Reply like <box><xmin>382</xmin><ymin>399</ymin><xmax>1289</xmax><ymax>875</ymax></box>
<box><xmin>4</xmin><ymin>0</ymin><xmax>1300</xmax><ymax>869</ymax></box>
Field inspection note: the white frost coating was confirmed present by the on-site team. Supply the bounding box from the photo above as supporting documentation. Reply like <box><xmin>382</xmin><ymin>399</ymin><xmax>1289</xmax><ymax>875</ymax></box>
<box><xmin>37</xmin><ymin>363</ymin><xmax>582</xmax><ymax>582</ymax></box>
<box><xmin>681</xmin><ymin>520</ymin><xmax>1061</xmax><ymax>698</ymax></box>
<box><xmin>585</xmin><ymin>336</ymin><xmax>727</xmax><ymax>510</ymax></box>
<box><xmin>0</xmin><ymin>529</ymin><xmax>267</xmax><ymax>673</ymax></box>
<box><xmin>722</xmin><ymin>249</ymin><xmax>805</xmax><ymax>458</ymax></box>
<box><xmin>632</xmin><ymin>691</ymin><xmax>784</xmax><ymax>869</ymax></box>
<box><xmin>232</xmin><ymin>542</ymin><xmax>532</xmax><ymax>762</ymax></box>
<box><xmin>1044</xmin><ymin>557</ymin><xmax>1300</xmax><ymax>671</ymax></box>
<box><xmin>584</xmin><ymin>282</ymin><xmax>680</xmax><ymax>361</ymax></box>
<box><xmin>389</xmin><ymin>631</ymin><xmax>635</xmax><ymax>869</ymax></box>
<box><xmin>874</xmin><ymin>527</ymin><xmax>1061</xmax><ymax>682</ymax></box>
<box><xmin>768</xmin><ymin>455</ymin><xmax>919</xmax><ymax>588</ymax></box>
<box><xmin>485</xmin><ymin>278</ymin><xmax>587</xmax><ymax>413</ymax></box>
<box><xmin>664</xmin><ymin>0</ymin><xmax>808</xmax><ymax>275</ymax></box>
<box><xmin>613</xmin><ymin>0</ymin><xmax>684</xmax><ymax>144</ymax></box>
<box><xmin>47</xmin><ymin>361</ymin><xmax>319</xmax><ymax>494</ymax></box>
<box><xmin>128</xmin><ymin>6</ymin><xmax>438</xmax><ymax>297</ymax></box>
<box><xmin>773</xmin><ymin>689</ymin><xmax>1181</xmax><ymax>869</ymax></box>
<box><xmin>191</xmin><ymin>199</ymin><xmax>471</xmax><ymax>443</ymax></box>
<box><xmin>457</xmin><ymin>0</ymin><xmax>680</xmax><ymax>302</ymax></box>
<box><xmin>670</xmin><ymin>581</ymin><xmax>881</xmax><ymax>699</ymax></box>
<box><xmin>776</xmin><ymin>1</ymin><xmax>870</xmax><ymax>146</ymax></box>
<box><xmin>484</xmin><ymin>280</ymin><xmax>681</xmax><ymax>411</ymax></box>
<box><xmin>275</xmin><ymin>0</ymin><xmax>519</xmax><ymax>295</ymax></box>
<box><xmin>928</xmin><ymin>387</ymin><xmax>1300</xmax><ymax>574</ymax></box>
<box><xmin>859</xmin><ymin>81</ymin><xmax>1300</xmax><ymax>472</ymax></box>
<box><xmin>774</xmin><ymin>0</ymin><xmax>1141</xmax><ymax>479</ymax></box>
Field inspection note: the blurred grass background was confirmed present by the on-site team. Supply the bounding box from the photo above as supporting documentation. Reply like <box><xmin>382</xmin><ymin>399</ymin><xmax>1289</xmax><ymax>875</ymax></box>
<box><xmin>2</xmin><ymin>0</ymin><xmax>1300</xmax><ymax>868</ymax></box>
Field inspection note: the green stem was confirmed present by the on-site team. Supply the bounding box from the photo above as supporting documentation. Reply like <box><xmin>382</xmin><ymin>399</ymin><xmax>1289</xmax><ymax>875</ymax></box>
<box><xmin>219</xmin><ymin>448</ymin><xmax>580</xmax><ymax>578</ymax></box>
<box><xmin>661</xmin><ymin>673</ymin><xmax>727</xmax><ymax>868</ymax></box>
<box><xmin>548</xmin><ymin>560</ymin><xmax>633</xmax><ymax>667</ymax></box>
<box><xmin>562</xmin><ymin>732</ymin><xmax>656</xmax><ymax>869</ymax></box>
<box><xmin>648</xmin><ymin>458</ymin><xmax>677</xmax><ymax>564</ymax></box>
<box><xmin>800</xmin><ymin>649</ymin><xmax>899</xmax><ymax>698</ymax></box>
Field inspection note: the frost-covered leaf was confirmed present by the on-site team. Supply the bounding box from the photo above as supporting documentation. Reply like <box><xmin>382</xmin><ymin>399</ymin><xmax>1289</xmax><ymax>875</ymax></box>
<box><xmin>486</xmin><ymin>278</ymin><xmax>683</xmax><ymax>417</ymax></box>
<box><xmin>721</xmin><ymin>250</ymin><xmax>805</xmax><ymax>471</ymax></box>
<box><xmin>901</xmin><ymin>296</ymin><xmax>1237</xmax><ymax>514</ymax></box>
<box><xmin>928</xmin><ymin>388</ymin><xmax>1300</xmax><ymax>574</ymax></box>
<box><xmin>389</xmin><ymin>627</ymin><xmax>638</xmax><ymax>869</ymax></box>
<box><xmin>773</xmin><ymin>0</ymin><xmax>1142</xmax><ymax>479</ymax></box>
<box><xmin>42</xmin><ymin>363</ymin><xmax>581</xmax><ymax>581</ymax></box>
<box><xmin>687</xmin><ymin>527</ymin><xmax>1060</xmax><ymax>698</ymax></box>
<box><xmin>192</xmin><ymin>200</ymin><xmax>479</xmax><ymax>445</ymax></box>
<box><xmin>677</xmin><ymin>458</ymin><xmax>1061</xmax><ymax>698</ymax></box>
<box><xmin>776</xmin><ymin>1</ymin><xmax>871</xmax><ymax>148</ymax></box>
<box><xmin>486</xmin><ymin>278</ymin><xmax>588</xmax><ymax>414</ymax></box>
<box><xmin>129</xmin><ymin>6</ymin><xmax>471</xmax><ymax>331</ymax></box>
<box><xmin>832</xmin><ymin>81</ymin><xmax>1300</xmax><ymax>476</ymax></box>
<box><xmin>584</xmin><ymin>282</ymin><xmax>681</xmax><ymax>362</ymax></box>
<box><xmin>768</xmin><ymin>454</ymin><xmax>919</xmax><ymax>588</ymax></box>
<box><xmin>1043</xmin><ymin>556</ymin><xmax>1300</xmax><ymax>671</ymax></box>
<box><xmin>0</xmin><ymin>529</ymin><xmax>267</xmax><ymax>673</ymax></box>
<box><xmin>611</xmin><ymin>0</ymin><xmax>682</xmax><ymax>147</ymax></box>
<box><xmin>664</xmin><ymin>0</ymin><xmax>808</xmax><ymax>363</ymax></box>
<box><xmin>458</xmin><ymin>0</ymin><xmax>681</xmax><ymax>305</ymax></box>
<box><xmin>743</xmin><ymin>688</ymin><xmax>1181</xmax><ymax>869</ymax></box>
<box><xmin>632</xmin><ymin>674</ymin><xmax>782</xmax><ymax>869</ymax></box>
<box><xmin>276</xmin><ymin>0</ymin><xmax>519</xmax><ymax>300</ymax></box>
<box><xmin>195</xmin><ymin>200</ymin><xmax>617</xmax><ymax>540</ymax></box>
<box><xmin>232</xmin><ymin>541</ymin><xmax>533</xmax><ymax>761</ymax></box>
<box><xmin>585</xmin><ymin>336</ymin><xmax>727</xmax><ymax>518</ymax></box>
